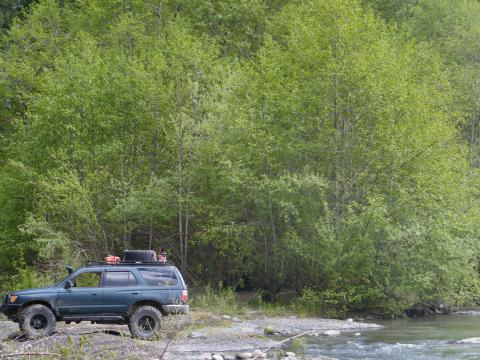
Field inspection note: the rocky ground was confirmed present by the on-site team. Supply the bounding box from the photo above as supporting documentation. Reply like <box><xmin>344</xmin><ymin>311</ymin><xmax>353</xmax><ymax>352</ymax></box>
<box><xmin>0</xmin><ymin>312</ymin><xmax>382</xmax><ymax>359</ymax></box>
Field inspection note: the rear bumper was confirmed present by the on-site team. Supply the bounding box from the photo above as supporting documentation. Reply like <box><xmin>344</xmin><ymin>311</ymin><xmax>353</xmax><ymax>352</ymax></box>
<box><xmin>162</xmin><ymin>304</ymin><xmax>189</xmax><ymax>315</ymax></box>
<box><xmin>1</xmin><ymin>304</ymin><xmax>21</xmax><ymax>321</ymax></box>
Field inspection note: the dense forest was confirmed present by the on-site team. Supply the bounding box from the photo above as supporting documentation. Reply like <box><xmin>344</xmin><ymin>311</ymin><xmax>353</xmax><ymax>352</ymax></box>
<box><xmin>2</xmin><ymin>0</ymin><xmax>480</xmax><ymax>315</ymax></box>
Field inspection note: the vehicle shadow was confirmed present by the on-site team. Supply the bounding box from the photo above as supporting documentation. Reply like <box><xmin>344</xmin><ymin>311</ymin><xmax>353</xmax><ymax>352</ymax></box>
<box><xmin>7</xmin><ymin>331</ymin><xmax>29</xmax><ymax>342</ymax></box>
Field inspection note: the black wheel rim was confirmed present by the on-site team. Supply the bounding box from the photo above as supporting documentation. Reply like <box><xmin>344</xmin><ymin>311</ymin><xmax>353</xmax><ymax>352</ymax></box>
<box><xmin>30</xmin><ymin>314</ymin><xmax>48</xmax><ymax>331</ymax></box>
<box><xmin>138</xmin><ymin>315</ymin><xmax>155</xmax><ymax>333</ymax></box>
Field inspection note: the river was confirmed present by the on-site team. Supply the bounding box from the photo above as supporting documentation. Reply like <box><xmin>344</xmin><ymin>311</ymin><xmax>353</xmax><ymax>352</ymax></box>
<box><xmin>295</xmin><ymin>313</ymin><xmax>480</xmax><ymax>359</ymax></box>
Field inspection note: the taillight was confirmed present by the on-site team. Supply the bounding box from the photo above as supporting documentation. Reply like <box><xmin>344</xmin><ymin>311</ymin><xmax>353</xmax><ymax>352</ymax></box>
<box><xmin>181</xmin><ymin>290</ymin><xmax>188</xmax><ymax>303</ymax></box>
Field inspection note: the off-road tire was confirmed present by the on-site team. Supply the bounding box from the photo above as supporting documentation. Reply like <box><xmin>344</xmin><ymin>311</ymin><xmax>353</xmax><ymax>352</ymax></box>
<box><xmin>122</xmin><ymin>249</ymin><xmax>157</xmax><ymax>262</ymax></box>
<box><xmin>19</xmin><ymin>304</ymin><xmax>56</xmax><ymax>338</ymax></box>
<box><xmin>128</xmin><ymin>306</ymin><xmax>162</xmax><ymax>340</ymax></box>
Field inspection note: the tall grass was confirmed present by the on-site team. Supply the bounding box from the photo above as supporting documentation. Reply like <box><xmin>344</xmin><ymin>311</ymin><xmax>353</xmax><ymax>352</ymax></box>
<box><xmin>190</xmin><ymin>283</ymin><xmax>243</xmax><ymax>315</ymax></box>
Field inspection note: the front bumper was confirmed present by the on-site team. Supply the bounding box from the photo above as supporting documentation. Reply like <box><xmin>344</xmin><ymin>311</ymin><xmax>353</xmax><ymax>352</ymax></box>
<box><xmin>162</xmin><ymin>304</ymin><xmax>189</xmax><ymax>315</ymax></box>
<box><xmin>1</xmin><ymin>303</ymin><xmax>22</xmax><ymax>321</ymax></box>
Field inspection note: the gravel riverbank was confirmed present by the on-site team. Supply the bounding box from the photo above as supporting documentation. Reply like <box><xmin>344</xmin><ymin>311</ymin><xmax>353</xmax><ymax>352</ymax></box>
<box><xmin>0</xmin><ymin>313</ymin><xmax>382</xmax><ymax>359</ymax></box>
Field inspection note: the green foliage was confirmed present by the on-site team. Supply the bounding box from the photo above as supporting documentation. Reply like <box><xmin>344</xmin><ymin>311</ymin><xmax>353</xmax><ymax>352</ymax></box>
<box><xmin>190</xmin><ymin>283</ymin><xmax>240</xmax><ymax>315</ymax></box>
<box><xmin>0</xmin><ymin>161</ymin><xmax>37</xmax><ymax>275</ymax></box>
<box><xmin>0</xmin><ymin>0</ymin><xmax>34</xmax><ymax>32</ymax></box>
<box><xmin>365</xmin><ymin>0</ymin><xmax>419</xmax><ymax>22</ymax></box>
<box><xmin>1</xmin><ymin>0</ymin><xmax>480</xmax><ymax>316</ymax></box>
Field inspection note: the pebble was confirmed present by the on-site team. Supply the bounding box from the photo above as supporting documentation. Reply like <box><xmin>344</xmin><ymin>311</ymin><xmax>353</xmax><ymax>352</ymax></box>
<box><xmin>354</xmin><ymin>332</ymin><xmax>361</xmax><ymax>336</ymax></box>
<box><xmin>236</xmin><ymin>353</ymin><xmax>252</xmax><ymax>359</ymax></box>
<box><xmin>285</xmin><ymin>352</ymin><xmax>296</xmax><ymax>357</ymax></box>
<box><xmin>189</xmin><ymin>331</ymin><xmax>207</xmax><ymax>339</ymax></box>
<box><xmin>202</xmin><ymin>354</ymin><xmax>213</xmax><ymax>360</ymax></box>
<box><xmin>212</xmin><ymin>354</ymin><xmax>224</xmax><ymax>360</ymax></box>
<box><xmin>323</xmin><ymin>330</ymin><xmax>341</xmax><ymax>336</ymax></box>
<box><xmin>252</xmin><ymin>349</ymin><xmax>266</xmax><ymax>358</ymax></box>
<box><xmin>346</xmin><ymin>318</ymin><xmax>354</xmax><ymax>323</ymax></box>
<box><xmin>222</xmin><ymin>315</ymin><xmax>232</xmax><ymax>320</ymax></box>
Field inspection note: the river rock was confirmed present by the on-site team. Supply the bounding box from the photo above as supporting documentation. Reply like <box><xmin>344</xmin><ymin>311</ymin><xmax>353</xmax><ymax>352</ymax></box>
<box><xmin>222</xmin><ymin>315</ymin><xmax>232</xmax><ymax>320</ymax></box>
<box><xmin>252</xmin><ymin>349</ymin><xmax>265</xmax><ymax>358</ymax></box>
<box><xmin>233</xmin><ymin>317</ymin><xmax>242</xmax><ymax>323</ymax></box>
<box><xmin>189</xmin><ymin>331</ymin><xmax>207</xmax><ymax>339</ymax></box>
<box><xmin>458</xmin><ymin>337</ymin><xmax>480</xmax><ymax>344</ymax></box>
<box><xmin>354</xmin><ymin>332</ymin><xmax>361</xmax><ymax>336</ymax></box>
<box><xmin>212</xmin><ymin>354</ymin><xmax>224</xmax><ymax>360</ymax></box>
<box><xmin>236</xmin><ymin>353</ymin><xmax>252</xmax><ymax>359</ymax></box>
<box><xmin>346</xmin><ymin>318</ymin><xmax>354</xmax><ymax>323</ymax></box>
<box><xmin>285</xmin><ymin>352</ymin><xmax>296</xmax><ymax>357</ymax></box>
<box><xmin>202</xmin><ymin>354</ymin><xmax>213</xmax><ymax>360</ymax></box>
<box><xmin>323</xmin><ymin>330</ymin><xmax>341</xmax><ymax>336</ymax></box>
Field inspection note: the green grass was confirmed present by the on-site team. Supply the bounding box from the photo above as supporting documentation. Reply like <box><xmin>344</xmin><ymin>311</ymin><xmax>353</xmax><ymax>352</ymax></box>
<box><xmin>189</xmin><ymin>285</ymin><xmax>349</xmax><ymax>319</ymax></box>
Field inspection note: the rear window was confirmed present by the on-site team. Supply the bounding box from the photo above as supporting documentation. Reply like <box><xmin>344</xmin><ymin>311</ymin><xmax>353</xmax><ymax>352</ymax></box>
<box><xmin>104</xmin><ymin>271</ymin><xmax>138</xmax><ymax>287</ymax></box>
<box><xmin>138</xmin><ymin>267</ymin><xmax>178</xmax><ymax>286</ymax></box>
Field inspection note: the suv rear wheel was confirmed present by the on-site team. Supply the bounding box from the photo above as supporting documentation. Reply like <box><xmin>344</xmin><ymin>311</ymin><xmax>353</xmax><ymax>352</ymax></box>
<box><xmin>19</xmin><ymin>304</ymin><xmax>56</xmax><ymax>338</ymax></box>
<box><xmin>128</xmin><ymin>306</ymin><xmax>162</xmax><ymax>339</ymax></box>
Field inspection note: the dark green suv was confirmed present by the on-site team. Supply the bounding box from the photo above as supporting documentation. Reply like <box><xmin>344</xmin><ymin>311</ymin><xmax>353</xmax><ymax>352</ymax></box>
<box><xmin>1</xmin><ymin>262</ymin><xmax>188</xmax><ymax>339</ymax></box>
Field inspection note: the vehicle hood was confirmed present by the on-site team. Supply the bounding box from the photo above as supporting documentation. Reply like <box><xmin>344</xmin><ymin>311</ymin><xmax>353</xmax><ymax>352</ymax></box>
<box><xmin>11</xmin><ymin>286</ymin><xmax>57</xmax><ymax>296</ymax></box>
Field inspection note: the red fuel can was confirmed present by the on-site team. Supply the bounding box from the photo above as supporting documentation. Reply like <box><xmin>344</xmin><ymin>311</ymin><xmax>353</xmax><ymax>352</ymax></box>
<box><xmin>105</xmin><ymin>255</ymin><xmax>120</xmax><ymax>264</ymax></box>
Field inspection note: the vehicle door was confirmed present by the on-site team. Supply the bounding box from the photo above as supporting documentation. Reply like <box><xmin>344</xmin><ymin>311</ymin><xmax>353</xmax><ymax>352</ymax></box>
<box><xmin>57</xmin><ymin>270</ymin><xmax>103</xmax><ymax>316</ymax></box>
<box><xmin>102</xmin><ymin>270</ymin><xmax>141</xmax><ymax>314</ymax></box>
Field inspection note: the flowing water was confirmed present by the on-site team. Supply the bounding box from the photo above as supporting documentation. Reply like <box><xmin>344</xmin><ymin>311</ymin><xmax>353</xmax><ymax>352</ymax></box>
<box><xmin>295</xmin><ymin>313</ymin><xmax>480</xmax><ymax>359</ymax></box>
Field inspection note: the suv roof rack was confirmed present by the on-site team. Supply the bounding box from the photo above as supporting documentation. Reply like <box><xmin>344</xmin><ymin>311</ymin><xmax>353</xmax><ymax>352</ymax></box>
<box><xmin>86</xmin><ymin>260</ymin><xmax>176</xmax><ymax>267</ymax></box>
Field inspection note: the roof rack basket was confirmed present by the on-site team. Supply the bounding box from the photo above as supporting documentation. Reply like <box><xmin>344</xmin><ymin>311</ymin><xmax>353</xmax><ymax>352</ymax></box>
<box><xmin>86</xmin><ymin>260</ymin><xmax>175</xmax><ymax>267</ymax></box>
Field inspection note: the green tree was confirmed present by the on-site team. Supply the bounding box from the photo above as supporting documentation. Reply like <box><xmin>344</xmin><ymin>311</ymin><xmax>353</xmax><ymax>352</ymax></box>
<box><xmin>193</xmin><ymin>0</ymin><xmax>480</xmax><ymax>311</ymax></box>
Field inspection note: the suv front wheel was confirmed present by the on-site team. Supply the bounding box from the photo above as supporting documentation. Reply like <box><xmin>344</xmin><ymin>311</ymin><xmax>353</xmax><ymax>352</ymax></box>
<box><xmin>19</xmin><ymin>304</ymin><xmax>56</xmax><ymax>338</ymax></box>
<box><xmin>128</xmin><ymin>306</ymin><xmax>162</xmax><ymax>339</ymax></box>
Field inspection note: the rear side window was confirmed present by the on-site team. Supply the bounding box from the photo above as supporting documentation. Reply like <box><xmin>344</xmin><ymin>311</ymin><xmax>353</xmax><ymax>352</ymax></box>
<box><xmin>139</xmin><ymin>268</ymin><xmax>178</xmax><ymax>286</ymax></box>
<box><xmin>104</xmin><ymin>271</ymin><xmax>138</xmax><ymax>287</ymax></box>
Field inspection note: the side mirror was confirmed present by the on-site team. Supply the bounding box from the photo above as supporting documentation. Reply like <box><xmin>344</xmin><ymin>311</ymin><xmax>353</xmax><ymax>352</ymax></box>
<box><xmin>65</xmin><ymin>266</ymin><xmax>73</xmax><ymax>274</ymax></box>
<box><xmin>64</xmin><ymin>280</ymin><xmax>74</xmax><ymax>289</ymax></box>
